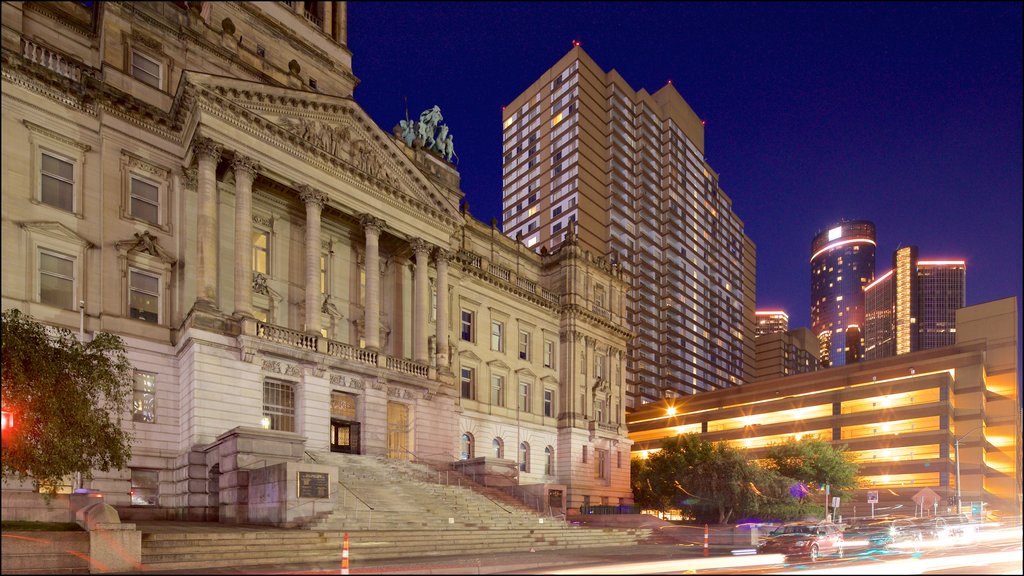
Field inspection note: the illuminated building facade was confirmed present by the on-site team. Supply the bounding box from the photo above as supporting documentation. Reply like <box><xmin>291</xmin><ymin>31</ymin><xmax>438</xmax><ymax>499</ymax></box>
<box><xmin>754</xmin><ymin>327</ymin><xmax>819</xmax><ymax>381</ymax></box>
<box><xmin>864</xmin><ymin>246</ymin><xmax>966</xmax><ymax>360</ymax></box>
<box><xmin>755</xmin><ymin>310</ymin><xmax>789</xmax><ymax>337</ymax></box>
<box><xmin>501</xmin><ymin>46</ymin><xmax>757</xmax><ymax>408</ymax></box>
<box><xmin>810</xmin><ymin>221</ymin><xmax>876</xmax><ymax>368</ymax></box>
<box><xmin>630</xmin><ymin>297</ymin><xmax>1021</xmax><ymax>517</ymax></box>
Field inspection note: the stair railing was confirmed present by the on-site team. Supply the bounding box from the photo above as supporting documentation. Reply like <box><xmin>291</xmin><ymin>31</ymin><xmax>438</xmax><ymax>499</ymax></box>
<box><xmin>392</xmin><ymin>448</ymin><xmax>514</xmax><ymax>515</ymax></box>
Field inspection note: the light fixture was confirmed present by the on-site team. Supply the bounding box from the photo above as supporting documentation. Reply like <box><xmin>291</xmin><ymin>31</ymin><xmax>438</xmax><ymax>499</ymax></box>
<box><xmin>260</xmin><ymin>416</ymin><xmax>271</xmax><ymax>429</ymax></box>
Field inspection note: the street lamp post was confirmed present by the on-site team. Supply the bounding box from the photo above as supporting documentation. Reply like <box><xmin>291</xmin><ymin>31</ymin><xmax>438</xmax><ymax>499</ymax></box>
<box><xmin>954</xmin><ymin>425</ymin><xmax>984</xmax><ymax>516</ymax></box>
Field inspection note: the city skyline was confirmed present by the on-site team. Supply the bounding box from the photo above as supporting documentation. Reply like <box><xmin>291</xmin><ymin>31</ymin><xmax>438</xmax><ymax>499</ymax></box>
<box><xmin>349</xmin><ymin>2</ymin><xmax>1022</xmax><ymax>343</ymax></box>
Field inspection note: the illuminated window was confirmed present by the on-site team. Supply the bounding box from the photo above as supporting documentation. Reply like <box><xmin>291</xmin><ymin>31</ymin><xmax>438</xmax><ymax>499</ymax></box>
<box><xmin>320</xmin><ymin>254</ymin><xmax>328</xmax><ymax>294</ymax></box>
<box><xmin>132</xmin><ymin>371</ymin><xmax>157</xmax><ymax>423</ymax></box>
<box><xmin>552</xmin><ymin>112</ymin><xmax>564</xmax><ymax>126</ymax></box>
<box><xmin>253</xmin><ymin>230</ymin><xmax>270</xmax><ymax>274</ymax></box>
<box><xmin>492</xmin><ymin>437</ymin><xmax>504</xmax><ymax>458</ymax></box>
<box><xmin>39</xmin><ymin>250</ymin><xmax>75</xmax><ymax>309</ymax></box>
<box><xmin>460</xmin><ymin>433</ymin><xmax>474</xmax><ymax>460</ymax></box>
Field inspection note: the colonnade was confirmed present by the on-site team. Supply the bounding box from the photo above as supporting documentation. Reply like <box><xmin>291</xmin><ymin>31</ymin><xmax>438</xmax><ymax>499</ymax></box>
<box><xmin>190</xmin><ymin>135</ymin><xmax>450</xmax><ymax>368</ymax></box>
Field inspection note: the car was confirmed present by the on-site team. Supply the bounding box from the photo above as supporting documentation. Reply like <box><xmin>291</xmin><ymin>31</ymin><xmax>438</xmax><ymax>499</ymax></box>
<box><xmin>841</xmin><ymin>516</ymin><xmax>924</xmax><ymax>552</ymax></box>
<box><xmin>919</xmin><ymin>514</ymin><xmax>978</xmax><ymax>543</ymax></box>
<box><xmin>757</xmin><ymin>521</ymin><xmax>844</xmax><ymax>561</ymax></box>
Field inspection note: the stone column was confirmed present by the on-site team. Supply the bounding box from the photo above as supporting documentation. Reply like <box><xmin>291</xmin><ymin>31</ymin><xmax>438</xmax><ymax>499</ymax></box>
<box><xmin>300</xmin><ymin>185</ymin><xmax>329</xmax><ymax>335</ymax></box>
<box><xmin>333</xmin><ymin>1</ymin><xmax>346</xmax><ymax>44</ymax></box>
<box><xmin>411</xmin><ymin>239</ymin><xmax>431</xmax><ymax>363</ymax></box>
<box><xmin>231</xmin><ymin>155</ymin><xmax>260</xmax><ymax>318</ymax></box>
<box><xmin>360</xmin><ymin>215</ymin><xmax>385</xmax><ymax>350</ymax></box>
<box><xmin>194</xmin><ymin>137</ymin><xmax>222</xmax><ymax>308</ymax></box>
<box><xmin>434</xmin><ymin>248</ymin><xmax>451</xmax><ymax>369</ymax></box>
<box><xmin>321</xmin><ymin>1</ymin><xmax>332</xmax><ymax>36</ymax></box>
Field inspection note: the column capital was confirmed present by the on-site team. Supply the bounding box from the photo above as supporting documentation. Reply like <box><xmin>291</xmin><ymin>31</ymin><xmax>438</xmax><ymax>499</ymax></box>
<box><xmin>297</xmin><ymin>184</ymin><xmax>329</xmax><ymax>209</ymax></box>
<box><xmin>410</xmin><ymin>238</ymin><xmax>432</xmax><ymax>257</ymax></box>
<box><xmin>360</xmin><ymin>214</ymin><xmax>386</xmax><ymax>235</ymax></box>
<box><xmin>192</xmin><ymin>136</ymin><xmax>223</xmax><ymax>162</ymax></box>
<box><xmin>182</xmin><ymin>166</ymin><xmax>198</xmax><ymax>190</ymax></box>
<box><xmin>231</xmin><ymin>154</ymin><xmax>261</xmax><ymax>179</ymax></box>
<box><xmin>434</xmin><ymin>247</ymin><xmax>453</xmax><ymax>263</ymax></box>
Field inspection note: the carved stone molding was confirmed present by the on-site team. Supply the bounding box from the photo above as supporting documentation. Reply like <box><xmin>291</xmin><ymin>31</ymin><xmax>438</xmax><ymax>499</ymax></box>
<box><xmin>434</xmin><ymin>247</ymin><xmax>453</xmax><ymax>264</ymax></box>
<box><xmin>359</xmin><ymin>214</ymin><xmax>385</xmax><ymax>235</ymax></box>
<box><xmin>24</xmin><ymin>120</ymin><xmax>92</xmax><ymax>152</ymax></box>
<box><xmin>231</xmin><ymin>155</ymin><xmax>261</xmax><ymax>179</ymax></box>
<box><xmin>285</xmin><ymin>364</ymin><xmax>302</xmax><ymax>377</ymax></box>
<box><xmin>262</xmin><ymin>360</ymin><xmax>281</xmax><ymax>373</ymax></box>
<box><xmin>297</xmin><ymin>184</ymin><xmax>328</xmax><ymax>209</ymax></box>
<box><xmin>192</xmin><ymin>136</ymin><xmax>222</xmax><ymax>162</ymax></box>
<box><xmin>182</xmin><ymin>167</ymin><xmax>198</xmax><ymax>190</ymax></box>
<box><xmin>252</xmin><ymin>214</ymin><xmax>273</xmax><ymax>227</ymax></box>
<box><xmin>410</xmin><ymin>238</ymin><xmax>432</xmax><ymax>256</ymax></box>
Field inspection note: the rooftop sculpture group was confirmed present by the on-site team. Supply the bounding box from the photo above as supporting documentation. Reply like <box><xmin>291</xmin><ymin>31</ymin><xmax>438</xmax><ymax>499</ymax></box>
<box><xmin>398</xmin><ymin>105</ymin><xmax>457</xmax><ymax>163</ymax></box>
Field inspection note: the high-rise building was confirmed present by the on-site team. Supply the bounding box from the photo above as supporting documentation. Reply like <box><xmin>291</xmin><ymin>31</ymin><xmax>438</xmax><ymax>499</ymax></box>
<box><xmin>755</xmin><ymin>310</ymin><xmax>789</xmax><ymax>336</ymax></box>
<box><xmin>864</xmin><ymin>247</ymin><xmax>966</xmax><ymax>360</ymax></box>
<box><xmin>501</xmin><ymin>46</ymin><xmax>756</xmax><ymax>408</ymax></box>
<box><xmin>810</xmin><ymin>221</ymin><xmax>876</xmax><ymax>367</ymax></box>
<box><xmin>753</xmin><ymin>327</ymin><xmax>819</xmax><ymax>381</ymax></box>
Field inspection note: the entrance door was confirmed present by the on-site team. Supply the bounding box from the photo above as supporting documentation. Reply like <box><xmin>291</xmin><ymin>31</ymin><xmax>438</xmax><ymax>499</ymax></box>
<box><xmin>386</xmin><ymin>402</ymin><xmax>409</xmax><ymax>460</ymax></box>
<box><xmin>330</xmin><ymin>419</ymin><xmax>360</xmax><ymax>453</ymax></box>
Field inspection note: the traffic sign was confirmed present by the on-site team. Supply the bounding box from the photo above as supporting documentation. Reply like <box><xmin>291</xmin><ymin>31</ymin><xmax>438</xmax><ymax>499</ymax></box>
<box><xmin>867</xmin><ymin>490</ymin><xmax>878</xmax><ymax>504</ymax></box>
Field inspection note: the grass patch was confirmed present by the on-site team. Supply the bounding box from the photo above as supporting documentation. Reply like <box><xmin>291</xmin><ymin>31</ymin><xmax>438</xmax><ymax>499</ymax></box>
<box><xmin>1</xmin><ymin>520</ymin><xmax>84</xmax><ymax>532</ymax></box>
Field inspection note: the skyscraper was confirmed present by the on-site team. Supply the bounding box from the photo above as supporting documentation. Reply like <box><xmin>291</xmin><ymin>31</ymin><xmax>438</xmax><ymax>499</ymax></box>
<box><xmin>863</xmin><ymin>247</ymin><xmax>966</xmax><ymax>359</ymax></box>
<box><xmin>810</xmin><ymin>221</ymin><xmax>876</xmax><ymax>367</ymax></box>
<box><xmin>501</xmin><ymin>46</ymin><xmax>756</xmax><ymax>407</ymax></box>
<box><xmin>755</xmin><ymin>310</ymin><xmax>790</xmax><ymax>337</ymax></box>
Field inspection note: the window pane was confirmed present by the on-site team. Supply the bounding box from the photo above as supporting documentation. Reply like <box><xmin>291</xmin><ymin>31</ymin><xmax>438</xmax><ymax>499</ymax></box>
<box><xmin>263</xmin><ymin>380</ymin><xmax>295</xmax><ymax>432</ymax></box>
<box><xmin>133</xmin><ymin>372</ymin><xmax>157</xmax><ymax>423</ymax></box>
<box><xmin>41</xmin><ymin>175</ymin><xmax>74</xmax><ymax>211</ymax></box>
<box><xmin>129</xmin><ymin>270</ymin><xmax>160</xmax><ymax>323</ymax></box>
<box><xmin>132</xmin><ymin>52</ymin><xmax>160</xmax><ymax>87</ymax></box>
<box><xmin>130</xmin><ymin>469</ymin><xmax>159</xmax><ymax>506</ymax></box>
<box><xmin>131</xmin><ymin>178</ymin><xmax>159</xmax><ymax>202</ymax></box>
<box><xmin>42</xmin><ymin>153</ymin><xmax>74</xmax><ymax>180</ymax></box>
<box><xmin>131</xmin><ymin>197</ymin><xmax>159</xmax><ymax>224</ymax></box>
<box><xmin>39</xmin><ymin>252</ymin><xmax>74</xmax><ymax>309</ymax></box>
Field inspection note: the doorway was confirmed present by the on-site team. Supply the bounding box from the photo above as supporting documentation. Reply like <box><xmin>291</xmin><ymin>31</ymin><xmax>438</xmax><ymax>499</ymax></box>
<box><xmin>386</xmin><ymin>401</ymin><xmax>410</xmax><ymax>460</ymax></box>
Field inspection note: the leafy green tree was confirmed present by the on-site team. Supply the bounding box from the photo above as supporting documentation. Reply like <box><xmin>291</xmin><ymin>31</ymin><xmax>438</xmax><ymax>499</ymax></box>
<box><xmin>760</xmin><ymin>437</ymin><xmax>859</xmax><ymax>503</ymax></box>
<box><xmin>1</xmin><ymin>309</ymin><xmax>134</xmax><ymax>497</ymax></box>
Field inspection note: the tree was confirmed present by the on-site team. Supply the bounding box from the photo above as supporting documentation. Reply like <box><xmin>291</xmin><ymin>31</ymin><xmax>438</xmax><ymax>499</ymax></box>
<box><xmin>760</xmin><ymin>437</ymin><xmax>859</xmax><ymax>503</ymax></box>
<box><xmin>1</xmin><ymin>309</ymin><xmax>134</xmax><ymax>497</ymax></box>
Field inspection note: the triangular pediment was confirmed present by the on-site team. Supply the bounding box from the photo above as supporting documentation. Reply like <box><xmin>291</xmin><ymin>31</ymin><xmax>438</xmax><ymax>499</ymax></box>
<box><xmin>115</xmin><ymin>231</ymin><xmax>176</xmax><ymax>265</ymax></box>
<box><xmin>459</xmin><ymin>350</ymin><xmax>482</xmax><ymax>363</ymax></box>
<box><xmin>184</xmin><ymin>73</ymin><xmax>463</xmax><ymax>226</ymax></box>
<box><xmin>17</xmin><ymin>221</ymin><xmax>93</xmax><ymax>248</ymax></box>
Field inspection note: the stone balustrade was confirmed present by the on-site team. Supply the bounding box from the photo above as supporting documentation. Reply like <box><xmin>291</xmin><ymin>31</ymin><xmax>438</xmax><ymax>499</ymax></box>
<box><xmin>256</xmin><ymin>322</ymin><xmax>318</xmax><ymax>351</ymax></box>
<box><xmin>385</xmin><ymin>356</ymin><xmax>429</xmax><ymax>377</ymax></box>
<box><xmin>21</xmin><ymin>37</ymin><xmax>82</xmax><ymax>81</ymax></box>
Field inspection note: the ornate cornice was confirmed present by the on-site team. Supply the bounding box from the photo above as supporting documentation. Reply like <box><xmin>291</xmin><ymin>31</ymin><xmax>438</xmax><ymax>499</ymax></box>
<box><xmin>23</xmin><ymin>120</ymin><xmax>92</xmax><ymax>151</ymax></box>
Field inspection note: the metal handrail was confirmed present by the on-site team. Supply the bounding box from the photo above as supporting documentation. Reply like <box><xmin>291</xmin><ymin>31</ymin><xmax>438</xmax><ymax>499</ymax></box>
<box><xmin>392</xmin><ymin>448</ymin><xmax>516</xmax><ymax>515</ymax></box>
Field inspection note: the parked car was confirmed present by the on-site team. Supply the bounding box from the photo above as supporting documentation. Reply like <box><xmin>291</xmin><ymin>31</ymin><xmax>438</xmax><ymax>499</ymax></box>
<box><xmin>757</xmin><ymin>521</ymin><xmax>844</xmax><ymax>561</ymax></box>
<box><xmin>841</xmin><ymin>516</ymin><xmax>924</xmax><ymax>552</ymax></box>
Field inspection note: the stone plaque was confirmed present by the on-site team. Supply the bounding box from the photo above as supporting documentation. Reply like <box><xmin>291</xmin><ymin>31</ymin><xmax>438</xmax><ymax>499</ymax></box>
<box><xmin>297</xmin><ymin>471</ymin><xmax>329</xmax><ymax>499</ymax></box>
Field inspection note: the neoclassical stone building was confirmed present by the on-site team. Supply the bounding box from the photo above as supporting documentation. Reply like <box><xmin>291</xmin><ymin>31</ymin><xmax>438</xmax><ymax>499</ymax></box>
<box><xmin>1</xmin><ymin>1</ymin><xmax>632</xmax><ymax>520</ymax></box>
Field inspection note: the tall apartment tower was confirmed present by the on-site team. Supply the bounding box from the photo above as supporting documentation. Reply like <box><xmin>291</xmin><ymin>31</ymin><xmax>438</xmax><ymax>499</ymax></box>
<box><xmin>755</xmin><ymin>310</ymin><xmax>790</xmax><ymax>337</ymax></box>
<box><xmin>810</xmin><ymin>221</ymin><xmax>876</xmax><ymax>368</ymax></box>
<box><xmin>863</xmin><ymin>246</ymin><xmax>966</xmax><ymax>359</ymax></box>
<box><xmin>501</xmin><ymin>46</ymin><xmax>757</xmax><ymax>408</ymax></box>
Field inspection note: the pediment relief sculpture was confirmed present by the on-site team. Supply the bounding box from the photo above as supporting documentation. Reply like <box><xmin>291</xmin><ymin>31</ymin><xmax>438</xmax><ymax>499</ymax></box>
<box><xmin>115</xmin><ymin>231</ymin><xmax>175</xmax><ymax>265</ymax></box>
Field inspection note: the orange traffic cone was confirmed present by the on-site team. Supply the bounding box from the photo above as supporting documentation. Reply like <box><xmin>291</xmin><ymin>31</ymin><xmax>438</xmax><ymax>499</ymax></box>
<box><xmin>341</xmin><ymin>532</ymin><xmax>350</xmax><ymax>575</ymax></box>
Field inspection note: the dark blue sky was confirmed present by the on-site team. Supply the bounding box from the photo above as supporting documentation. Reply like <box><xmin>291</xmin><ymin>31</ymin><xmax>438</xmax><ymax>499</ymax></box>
<box><xmin>349</xmin><ymin>2</ymin><xmax>1022</xmax><ymax>346</ymax></box>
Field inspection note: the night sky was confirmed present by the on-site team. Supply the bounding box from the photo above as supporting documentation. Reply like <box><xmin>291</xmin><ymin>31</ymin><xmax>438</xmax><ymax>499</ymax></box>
<box><xmin>348</xmin><ymin>3</ymin><xmax>1022</xmax><ymax>352</ymax></box>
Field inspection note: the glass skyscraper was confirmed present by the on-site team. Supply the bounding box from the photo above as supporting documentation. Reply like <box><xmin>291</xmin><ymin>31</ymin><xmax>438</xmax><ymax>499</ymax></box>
<box><xmin>810</xmin><ymin>221</ymin><xmax>876</xmax><ymax>367</ymax></box>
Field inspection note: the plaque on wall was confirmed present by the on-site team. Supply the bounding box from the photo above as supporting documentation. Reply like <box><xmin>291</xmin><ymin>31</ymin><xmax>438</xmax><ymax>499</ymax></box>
<box><xmin>297</xmin><ymin>471</ymin><xmax>330</xmax><ymax>499</ymax></box>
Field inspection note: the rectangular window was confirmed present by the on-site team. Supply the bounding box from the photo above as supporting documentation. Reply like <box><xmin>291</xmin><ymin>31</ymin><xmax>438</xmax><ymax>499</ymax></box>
<box><xmin>582</xmin><ymin>445</ymin><xmax>588</xmax><ymax>464</ymax></box>
<box><xmin>263</xmin><ymin>379</ymin><xmax>295</xmax><ymax>432</ymax></box>
<box><xmin>129</xmin><ymin>268</ymin><xmax>160</xmax><ymax>323</ymax></box>
<box><xmin>253</xmin><ymin>231</ymin><xmax>270</xmax><ymax>274</ymax></box>
<box><xmin>132</xmin><ymin>371</ymin><xmax>157</xmax><ymax>423</ymax></box>
<box><xmin>130</xmin><ymin>176</ymin><xmax>160</xmax><ymax>224</ymax></box>
<box><xmin>491</xmin><ymin>320</ymin><xmax>504</xmax><ymax>352</ymax></box>
<box><xmin>461</xmin><ymin>367</ymin><xmax>475</xmax><ymax>400</ymax></box>
<box><xmin>491</xmin><ymin>374</ymin><xmax>505</xmax><ymax>407</ymax></box>
<box><xmin>40</xmin><ymin>151</ymin><xmax>74</xmax><ymax>212</ymax></box>
<box><xmin>430</xmin><ymin>285</ymin><xmax>437</xmax><ymax>322</ymax></box>
<box><xmin>543</xmin><ymin>389</ymin><xmax>553</xmax><ymax>417</ymax></box>
<box><xmin>131</xmin><ymin>50</ymin><xmax>161</xmax><ymax>88</ymax></box>
<box><xmin>595</xmin><ymin>448</ymin><xmax>608</xmax><ymax>479</ymax></box>
<box><xmin>130</xmin><ymin>469</ymin><xmax>159</xmax><ymax>506</ymax></box>
<box><xmin>461</xmin><ymin>309</ymin><xmax>474</xmax><ymax>342</ymax></box>
<box><xmin>320</xmin><ymin>254</ymin><xmax>328</xmax><ymax>294</ymax></box>
<box><xmin>519</xmin><ymin>330</ymin><xmax>531</xmax><ymax>360</ymax></box>
<box><xmin>595</xmin><ymin>354</ymin><xmax>605</xmax><ymax>379</ymax></box>
<box><xmin>39</xmin><ymin>250</ymin><xmax>74</xmax><ymax>309</ymax></box>
<box><xmin>543</xmin><ymin>340</ymin><xmax>555</xmax><ymax>369</ymax></box>
<box><xmin>518</xmin><ymin>381</ymin><xmax>530</xmax><ymax>412</ymax></box>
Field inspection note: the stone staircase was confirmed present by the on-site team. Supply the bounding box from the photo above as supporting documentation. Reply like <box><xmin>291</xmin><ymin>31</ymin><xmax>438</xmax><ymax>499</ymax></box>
<box><xmin>139</xmin><ymin>453</ymin><xmax>650</xmax><ymax>571</ymax></box>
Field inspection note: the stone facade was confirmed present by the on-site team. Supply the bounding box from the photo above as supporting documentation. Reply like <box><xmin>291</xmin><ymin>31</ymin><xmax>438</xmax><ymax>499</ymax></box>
<box><xmin>1</xmin><ymin>1</ymin><xmax>632</xmax><ymax>521</ymax></box>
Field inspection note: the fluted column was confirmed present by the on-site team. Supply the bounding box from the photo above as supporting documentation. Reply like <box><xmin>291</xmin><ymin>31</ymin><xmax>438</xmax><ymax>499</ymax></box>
<box><xmin>194</xmin><ymin>137</ymin><xmax>222</xmax><ymax>307</ymax></box>
<box><xmin>434</xmin><ymin>248</ymin><xmax>451</xmax><ymax>369</ymax></box>
<box><xmin>411</xmin><ymin>239</ymin><xmax>431</xmax><ymax>363</ymax></box>
<box><xmin>231</xmin><ymin>155</ymin><xmax>260</xmax><ymax>318</ymax></box>
<box><xmin>300</xmin><ymin>185</ymin><xmax>329</xmax><ymax>335</ymax></box>
<box><xmin>361</xmin><ymin>215</ymin><xmax>385</xmax><ymax>350</ymax></box>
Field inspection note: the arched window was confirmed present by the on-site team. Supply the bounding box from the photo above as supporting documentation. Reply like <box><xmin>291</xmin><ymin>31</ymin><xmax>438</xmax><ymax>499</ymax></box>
<box><xmin>544</xmin><ymin>446</ymin><xmax>554</xmax><ymax>475</ymax></box>
<box><xmin>519</xmin><ymin>441</ymin><xmax>530</xmax><ymax>472</ymax></box>
<box><xmin>492</xmin><ymin>437</ymin><xmax>504</xmax><ymax>459</ymax></box>
<box><xmin>460</xmin><ymin>432</ymin><xmax>474</xmax><ymax>460</ymax></box>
